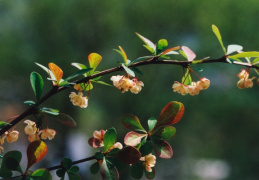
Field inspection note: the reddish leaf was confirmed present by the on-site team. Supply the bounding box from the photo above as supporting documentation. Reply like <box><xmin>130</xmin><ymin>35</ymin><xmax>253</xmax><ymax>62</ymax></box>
<box><xmin>161</xmin><ymin>46</ymin><xmax>180</xmax><ymax>55</ymax></box>
<box><xmin>117</xmin><ymin>146</ymin><xmax>141</xmax><ymax>164</ymax></box>
<box><xmin>48</xmin><ymin>63</ymin><xmax>63</xmax><ymax>85</ymax></box>
<box><xmin>153</xmin><ymin>126</ymin><xmax>176</xmax><ymax>139</ymax></box>
<box><xmin>152</xmin><ymin>139</ymin><xmax>173</xmax><ymax>159</ymax></box>
<box><xmin>26</xmin><ymin>141</ymin><xmax>47</xmax><ymax>171</ymax></box>
<box><xmin>124</xmin><ymin>132</ymin><xmax>147</xmax><ymax>147</ymax></box>
<box><xmin>156</xmin><ymin>101</ymin><xmax>184</xmax><ymax>128</ymax></box>
<box><xmin>46</xmin><ymin>113</ymin><xmax>77</xmax><ymax>127</ymax></box>
<box><xmin>88</xmin><ymin>137</ymin><xmax>102</xmax><ymax>148</ymax></box>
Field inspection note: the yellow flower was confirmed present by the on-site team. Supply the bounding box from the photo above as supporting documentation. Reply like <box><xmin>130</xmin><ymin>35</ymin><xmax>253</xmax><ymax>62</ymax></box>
<box><xmin>140</xmin><ymin>153</ymin><xmax>156</xmax><ymax>172</ymax></box>
<box><xmin>69</xmin><ymin>92</ymin><xmax>88</xmax><ymax>108</ymax></box>
<box><xmin>40</xmin><ymin>129</ymin><xmax>56</xmax><ymax>140</ymax></box>
<box><xmin>24</xmin><ymin>120</ymin><xmax>37</xmax><ymax>135</ymax></box>
<box><xmin>5</xmin><ymin>130</ymin><xmax>19</xmax><ymax>143</ymax></box>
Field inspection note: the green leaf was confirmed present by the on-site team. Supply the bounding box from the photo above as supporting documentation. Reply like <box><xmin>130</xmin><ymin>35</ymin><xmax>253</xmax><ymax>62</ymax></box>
<box><xmin>156</xmin><ymin>39</ymin><xmax>168</xmax><ymax>55</ymax></box>
<box><xmin>124</xmin><ymin>132</ymin><xmax>147</xmax><ymax>146</ymax></box>
<box><xmin>144</xmin><ymin>167</ymin><xmax>155</xmax><ymax>179</ymax></box>
<box><xmin>41</xmin><ymin>107</ymin><xmax>59</xmax><ymax>115</ymax></box>
<box><xmin>24</xmin><ymin>101</ymin><xmax>36</xmax><ymax>106</ymax></box>
<box><xmin>229</xmin><ymin>51</ymin><xmax>259</xmax><ymax>59</ymax></box>
<box><xmin>155</xmin><ymin>101</ymin><xmax>185</xmax><ymax>128</ymax></box>
<box><xmin>65</xmin><ymin>69</ymin><xmax>92</xmax><ymax>81</ymax></box>
<box><xmin>179</xmin><ymin>50</ymin><xmax>187</xmax><ymax>59</ymax></box>
<box><xmin>0</xmin><ymin>151</ymin><xmax>23</xmax><ymax>174</ymax></box>
<box><xmin>147</xmin><ymin>117</ymin><xmax>157</xmax><ymax>132</ymax></box>
<box><xmin>100</xmin><ymin>158</ymin><xmax>119</xmax><ymax>180</ymax></box>
<box><xmin>117</xmin><ymin>146</ymin><xmax>141</xmax><ymax>164</ymax></box>
<box><xmin>154</xmin><ymin>126</ymin><xmax>176</xmax><ymax>139</ymax></box>
<box><xmin>136</xmin><ymin>33</ymin><xmax>156</xmax><ymax>54</ymax></box>
<box><xmin>0</xmin><ymin>121</ymin><xmax>9</xmax><ymax>129</ymax></box>
<box><xmin>30</xmin><ymin>72</ymin><xmax>44</xmax><ymax>102</ymax></box>
<box><xmin>212</xmin><ymin>24</ymin><xmax>226</xmax><ymax>54</ymax></box>
<box><xmin>130</xmin><ymin>163</ymin><xmax>143</xmax><ymax>179</ymax></box>
<box><xmin>67</xmin><ymin>172</ymin><xmax>81</xmax><ymax>180</ymax></box>
<box><xmin>227</xmin><ymin>44</ymin><xmax>243</xmax><ymax>55</ymax></box>
<box><xmin>152</xmin><ymin>139</ymin><xmax>173</xmax><ymax>159</ymax></box>
<box><xmin>31</xmin><ymin>169</ymin><xmax>52</xmax><ymax>180</ymax></box>
<box><xmin>71</xmin><ymin>63</ymin><xmax>88</xmax><ymax>71</ymax></box>
<box><xmin>122</xmin><ymin>64</ymin><xmax>135</xmax><ymax>77</ymax></box>
<box><xmin>35</xmin><ymin>62</ymin><xmax>49</xmax><ymax>73</ymax></box>
<box><xmin>68</xmin><ymin>166</ymin><xmax>79</xmax><ymax>174</ymax></box>
<box><xmin>130</xmin><ymin>67</ymin><xmax>144</xmax><ymax>76</ymax></box>
<box><xmin>103</xmin><ymin>128</ymin><xmax>117</xmax><ymax>153</ymax></box>
<box><xmin>90</xmin><ymin>162</ymin><xmax>100</xmax><ymax>174</ymax></box>
<box><xmin>92</xmin><ymin>80</ymin><xmax>112</xmax><ymax>87</ymax></box>
<box><xmin>130</xmin><ymin>56</ymin><xmax>154</xmax><ymax>64</ymax></box>
<box><xmin>88</xmin><ymin>53</ymin><xmax>102</xmax><ymax>73</ymax></box>
<box><xmin>45</xmin><ymin>113</ymin><xmax>77</xmax><ymax>127</ymax></box>
<box><xmin>62</xmin><ymin>158</ymin><xmax>72</xmax><ymax>170</ymax></box>
<box><xmin>26</xmin><ymin>141</ymin><xmax>48</xmax><ymax>172</ymax></box>
<box><xmin>114</xmin><ymin>46</ymin><xmax>128</xmax><ymax>64</ymax></box>
<box><xmin>122</xmin><ymin>114</ymin><xmax>146</xmax><ymax>132</ymax></box>
<box><xmin>253</xmin><ymin>57</ymin><xmax>259</xmax><ymax>65</ymax></box>
<box><xmin>56</xmin><ymin>168</ymin><xmax>66</xmax><ymax>178</ymax></box>
<box><xmin>182</xmin><ymin>69</ymin><xmax>192</xmax><ymax>85</ymax></box>
<box><xmin>139</xmin><ymin>141</ymin><xmax>153</xmax><ymax>157</ymax></box>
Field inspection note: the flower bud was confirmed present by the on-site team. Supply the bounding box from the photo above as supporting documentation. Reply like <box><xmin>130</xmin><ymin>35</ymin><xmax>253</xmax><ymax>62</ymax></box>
<box><xmin>197</xmin><ymin>78</ymin><xmax>210</xmax><ymax>90</ymax></box>
<box><xmin>24</xmin><ymin>120</ymin><xmax>37</xmax><ymax>135</ymax></box>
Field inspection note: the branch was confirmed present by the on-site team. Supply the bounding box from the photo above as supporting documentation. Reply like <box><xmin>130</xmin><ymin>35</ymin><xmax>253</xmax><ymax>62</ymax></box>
<box><xmin>0</xmin><ymin>55</ymin><xmax>258</xmax><ymax>135</ymax></box>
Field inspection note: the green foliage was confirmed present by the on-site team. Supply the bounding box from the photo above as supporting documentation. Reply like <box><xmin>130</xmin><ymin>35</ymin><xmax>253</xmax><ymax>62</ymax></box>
<box><xmin>130</xmin><ymin>163</ymin><xmax>143</xmax><ymax>179</ymax></box>
<box><xmin>0</xmin><ymin>121</ymin><xmax>9</xmax><ymax>129</ymax></box>
<box><xmin>30</xmin><ymin>72</ymin><xmax>44</xmax><ymax>102</ymax></box>
<box><xmin>122</xmin><ymin>114</ymin><xmax>146</xmax><ymax>132</ymax></box>
<box><xmin>147</xmin><ymin>117</ymin><xmax>157</xmax><ymax>132</ymax></box>
<box><xmin>100</xmin><ymin>158</ymin><xmax>119</xmax><ymax>180</ymax></box>
<box><xmin>103</xmin><ymin>128</ymin><xmax>117</xmax><ymax>153</ymax></box>
<box><xmin>45</xmin><ymin>113</ymin><xmax>77</xmax><ymax>127</ymax></box>
<box><xmin>30</xmin><ymin>169</ymin><xmax>52</xmax><ymax>180</ymax></box>
<box><xmin>90</xmin><ymin>162</ymin><xmax>100</xmax><ymax>174</ymax></box>
<box><xmin>56</xmin><ymin>157</ymin><xmax>81</xmax><ymax>180</ymax></box>
<box><xmin>156</xmin><ymin>39</ymin><xmax>168</xmax><ymax>55</ymax></box>
<box><xmin>0</xmin><ymin>151</ymin><xmax>23</xmax><ymax>178</ymax></box>
<box><xmin>212</xmin><ymin>24</ymin><xmax>226</xmax><ymax>54</ymax></box>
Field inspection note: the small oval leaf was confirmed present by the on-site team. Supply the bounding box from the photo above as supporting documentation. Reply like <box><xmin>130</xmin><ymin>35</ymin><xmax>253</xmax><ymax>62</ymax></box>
<box><xmin>103</xmin><ymin>128</ymin><xmax>117</xmax><ymax>153</ymax></box>
<box><xmin>48</xmin><ymin>63</ymin><xmax>63</xmax><ymax>85</ymax></box>
<box><xmin>30</xmin><ymin>72</ymin><xmax>44</xmax><ymax>102</ymax></box>
<box><xmin>117</xmin><ymin>146</ymin><xmax>141</xmax><ymax>164</ymax></box>
<box><xmin>122</xmin><ymin>114</ymin><xmax>146</xmax><ymax>132</ymax></box>
<box><xmin>152</xmin><ymin>139</ymin><xmax>173</xmax><ymax>159</ymax></box>
<box><xmin>124</xmin><ymin>132</ymin><xmax>147</xmax><ymax>147</ymax></box>
<box><xmin>182</xmin><ymin>46</ymin><xmax>196</xmax><ymax>61</ymax></box>
<box><xmin>156</xmin><ymin>101</ymin><xmax>184</xmax><ymax>128</ymax></box>
<box><xmin>88</xmin><ymin>53</ymin><xmax>102</xmax><ymax>73</ymax></box>
<box><xmin>26</xmin><ymin>141</ymin><xmax>48</xmax><ymax>171</ymax></box>
<box><xmin>31</xmin><ymin>168</ymin><xmax>52</xmax><ymax>180</ymax></box>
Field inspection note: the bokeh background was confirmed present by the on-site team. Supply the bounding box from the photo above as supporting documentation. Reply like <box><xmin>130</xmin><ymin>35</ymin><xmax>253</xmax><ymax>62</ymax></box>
<box><xmin>0</xmin><ymin>0</ymin><xmax>259</xmax><ymax>179</ymax></box>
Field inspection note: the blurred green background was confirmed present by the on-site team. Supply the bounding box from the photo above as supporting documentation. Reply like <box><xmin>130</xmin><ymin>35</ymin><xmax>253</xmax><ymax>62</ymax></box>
<box><xmin>0</xmin><ymin>0</ymin><xmax>259</xmax><ymax>179</ymax></box>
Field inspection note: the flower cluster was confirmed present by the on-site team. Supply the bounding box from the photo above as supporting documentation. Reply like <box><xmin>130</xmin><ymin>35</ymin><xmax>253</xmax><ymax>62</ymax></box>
<box><xmin>88</xmin><ymin>129</ymin><xmax>123</xmax><ymax>152</ymax></box>
<box><xmin>237</xmin><ymin>69</ymin><xmax>255</xmax><ymax>89</ymax></box>
<box><xmin>69</xmin><ymin>92</ymin><xmax>88</xmax><ymax>108</ymax></box>
<box><xmin>24</xmin><ymin>120</ymin><xmax>56</xmax><ymax>142</ymax></box>
<box><xmin>0</xmin><ymin>129</ymin><xmax>19</xmax><ymax>153</ymax></box>
<box><xmin>140</xmin><ymin>153</ymin><xmax>156</xmax><ymax>172</ymax></box>
<box><xmin>110</xmin><ymin>75</ymin><xmax>144</xmax><ymax>94</ymax></box>
<box><xmin>172</xmin><ymin>78</ymin><xmax>210</xmax><ymax>96</ymax></box>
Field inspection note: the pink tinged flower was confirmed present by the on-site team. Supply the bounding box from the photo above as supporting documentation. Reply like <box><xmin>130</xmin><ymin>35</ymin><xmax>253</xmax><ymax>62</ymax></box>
<box><xmin>108</xmin><ymin>142</ymin><xmax>123</xmax><ymax>152</ymax></box>
<box><xmin>40</xmin><ymin>129</ymin><xmax>56</xmax><ymax>140</ymax></box>
<box><xmin>197</xmin><ymin>78</ymin><xmax>210</xmax><ymax>90</ymax></box>
<box><xmin>28</xmin><ymin>134</ymin><xmax>40</xmax><ymax>142</ymax></box>
<box><xmin>188</xmin><ymin>82</ymin><xmax>200</xmax><ymax>96</ymax></box>
<box><xmin>237</xmin><ymin>78</ymin><xmax>254</xmax><ymax>89</ymax></box>
<box><xmin>237</xmin><ymin>69</ymin><xmax>249</xmax><ymax>79</ymax></box>
<box><xmin>130</xmin><ymin>79</ymin><xmax>144</xmax><ymax>94</ymax></box>
<box><xmin>93</xmin><ymin>129</ymin><xmax>106</xmax><ymax>145</ymax></box>
<box><xmin>172</xmin><ymin>81</ymin><xmax>189</xmax><ymax>95</ymax></box>
<box><xmin>24</xmin><ymin>120</ymin><xmax>37</xmax><ymax>135</ymax></box>
<box><xmin>140</xmin><ymin>153</ymin><xmax>156</xmax><ymax>172</ymax></box>
<box><xmin>69</xmin><ymin>92</ymin><xmax>88</xmax><ymax>108</ymax></box>
<box><xmin>5</xmin><ymin>130</ymin><xmax>19</xmax><ymax>143</ymax></box>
